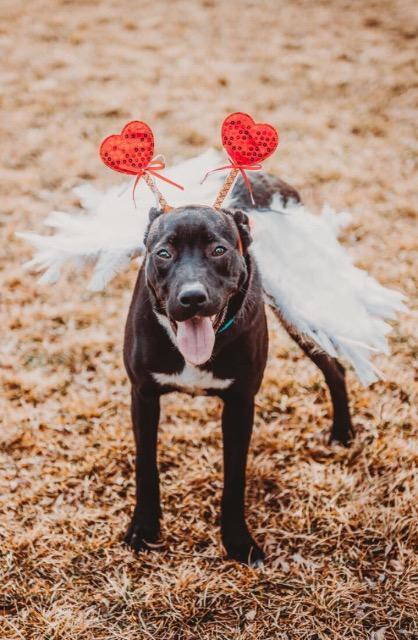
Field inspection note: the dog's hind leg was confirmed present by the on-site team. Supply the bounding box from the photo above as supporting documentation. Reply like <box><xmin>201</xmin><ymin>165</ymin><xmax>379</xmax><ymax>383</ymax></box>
<box><xmin>273</xmin><ymin>311</ymin><xmax>354</xmax><ymax>446</ymax></box>
<box><xmin>124</xmin><ymin>387</ymin><xmax>163</xmax><ymax>552</ymax></box>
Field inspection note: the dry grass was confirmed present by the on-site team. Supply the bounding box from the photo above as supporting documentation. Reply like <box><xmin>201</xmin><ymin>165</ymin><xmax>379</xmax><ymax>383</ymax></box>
<box><xmin>1</xmin><ymin>0</ymin><xmax>417</xmax><ymax>638</ymax></box>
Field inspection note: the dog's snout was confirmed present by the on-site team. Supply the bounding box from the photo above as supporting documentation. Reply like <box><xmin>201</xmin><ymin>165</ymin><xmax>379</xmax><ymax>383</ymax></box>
<box><xmin>179</xmin><ymin>283</ymin><xmax>208</xmax><ymax>308</ymax></box>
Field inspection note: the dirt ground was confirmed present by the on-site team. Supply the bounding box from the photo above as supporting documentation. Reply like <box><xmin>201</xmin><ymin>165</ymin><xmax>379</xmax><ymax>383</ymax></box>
<box><xmin>0</xmin><ymin>0</ymin><xmax>417</xmax><ymax>638</ymax></box>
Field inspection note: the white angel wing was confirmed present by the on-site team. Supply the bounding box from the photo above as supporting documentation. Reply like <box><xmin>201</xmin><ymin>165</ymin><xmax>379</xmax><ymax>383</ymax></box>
<box><xmin>245</xmin><ymin>198</ymin><xmax>406</xmax><ymax>385</ymax></box>
<box><xmin>18</xmin><ymin>149</ymin><xmax>406</xmax><ymax>384</ymax></box>
<box><xmin>17</xmin><ymin>149</ymin><xmax>223</xmax><ymax>291</ymax></box>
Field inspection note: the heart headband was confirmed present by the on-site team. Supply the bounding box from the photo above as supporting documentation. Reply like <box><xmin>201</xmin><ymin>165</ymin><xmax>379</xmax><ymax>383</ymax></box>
<box><xmin>99</xmin><ymin>112</ymin><xmax>279</xmax><ymax>211</ymax></box>
<box><xmin>99</xmin><ymin>120</ymin><xmax>184</xmax><ymax>211</ymax></box>
<box><xmin>204</xmin><ymin>112</ymin><xmax>279</xmax><ymax>208</ymax></box>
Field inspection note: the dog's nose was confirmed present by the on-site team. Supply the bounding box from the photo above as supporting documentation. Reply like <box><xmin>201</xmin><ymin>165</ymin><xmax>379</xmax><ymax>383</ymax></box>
<box><xmin>178</xmin><ymin>283</ymin><xmax>208</xmax><ymax>308</ymax></box>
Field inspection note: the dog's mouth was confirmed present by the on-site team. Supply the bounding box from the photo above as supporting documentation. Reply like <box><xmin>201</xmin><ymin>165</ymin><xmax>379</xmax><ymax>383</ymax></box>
<box><xmin>169</xmin><ymin>310</ymin><xmax>226</xmax><ymax>366</ymax></box>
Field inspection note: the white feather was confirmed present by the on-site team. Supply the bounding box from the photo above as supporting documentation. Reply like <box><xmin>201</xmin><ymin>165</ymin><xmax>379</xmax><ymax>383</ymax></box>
<box><xmin>246</xmin><ymin>196</ymin><xmax>406</xmax><ymax>385</ymax></box>
<box><xmin>18</xmin><ymin>149</ymin><xmax>406</xmax><ymax>385</ymax></box>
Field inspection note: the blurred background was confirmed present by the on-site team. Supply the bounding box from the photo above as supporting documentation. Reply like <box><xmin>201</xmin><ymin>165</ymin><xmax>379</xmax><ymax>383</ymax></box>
<box><xmin>1</xmin><ymin>1</ymin><xmax>417</xmax><ymax>639</ymax></box>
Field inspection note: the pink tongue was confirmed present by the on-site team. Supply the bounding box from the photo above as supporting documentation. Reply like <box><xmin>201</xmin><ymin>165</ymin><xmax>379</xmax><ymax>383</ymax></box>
<box><xmin>176</xmin><ymin>316</ymin><xmax>215</xmax><ymax>365</ymax></box>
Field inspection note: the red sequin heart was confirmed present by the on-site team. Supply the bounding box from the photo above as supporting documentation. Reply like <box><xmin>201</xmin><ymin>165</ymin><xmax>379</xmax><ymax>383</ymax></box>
<box><xmin>99</xmin><ymin>121</ymin><xmax>154</xmax><ymax>175</ymax></box>
<box><xmin>221</xmin><ymin>112</ymin><xmax>279</xmax><ymax>166</ymax></box>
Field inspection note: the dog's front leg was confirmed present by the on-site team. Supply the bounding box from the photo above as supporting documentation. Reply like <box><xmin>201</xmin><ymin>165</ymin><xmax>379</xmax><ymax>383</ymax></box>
<box><xmin>221</xmin><ymin>392</ymin><xmax>264</xmax><ymax>566</ymax></box>
<box><xmin>124</xmin><ymin>387</ymin><xmax>162</xmax><ymax>552</ymax></box>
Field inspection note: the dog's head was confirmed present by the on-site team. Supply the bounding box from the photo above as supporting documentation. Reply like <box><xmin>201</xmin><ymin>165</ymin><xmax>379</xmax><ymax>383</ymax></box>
<box><xmin>144</xmin><ymin>205</ymin><xmax>252</xmax><ymax>365</ymax></box>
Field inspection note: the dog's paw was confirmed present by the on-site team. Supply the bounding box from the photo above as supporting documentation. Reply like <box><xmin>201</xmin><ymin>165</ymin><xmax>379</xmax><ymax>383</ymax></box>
<box><xmin>329</xmin><ymin>422</ymin><xmax>355</xmax><ymax>447</ymax></box>
<box><xmin>223</xmin><ymin>538</ymin><xmax>265</xmax><ymax>568</ymax></box>
<box><xmin>124</xmin><ymin>522</ymin><xmax>164</xmax><ymax>553</ymax></box>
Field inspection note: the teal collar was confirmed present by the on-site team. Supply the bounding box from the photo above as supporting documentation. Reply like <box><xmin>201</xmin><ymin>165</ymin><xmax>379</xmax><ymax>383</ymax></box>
<box><xmin>217</xmin><ymin>315</ymin><xmax>235</xmax><ymax>334</ymax></box>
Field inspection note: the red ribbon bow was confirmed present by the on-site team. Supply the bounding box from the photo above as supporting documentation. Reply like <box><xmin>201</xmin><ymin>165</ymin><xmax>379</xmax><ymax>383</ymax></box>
<box><xmin>202</xmin><ymin>158</ymin><xmax>262</xmax><ymax>205</ymax></box>
<box><xmin>131</xmin><ymin>155</ymin><xmax>184</xmax><ymax>205</ymax></box>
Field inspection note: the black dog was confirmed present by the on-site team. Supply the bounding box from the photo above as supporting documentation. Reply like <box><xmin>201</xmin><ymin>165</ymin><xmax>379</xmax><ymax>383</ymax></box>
<box><xmin>123</xmin><ymin>174</ymin><xmax>354</xmax><ymax>566</ymax></box>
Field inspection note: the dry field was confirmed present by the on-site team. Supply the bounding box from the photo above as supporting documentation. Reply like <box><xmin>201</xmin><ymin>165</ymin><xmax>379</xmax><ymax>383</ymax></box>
<box><xmin>1</xmin><ymin>0</ymin><xmax>417</xmax><ymax>638</ymax></box>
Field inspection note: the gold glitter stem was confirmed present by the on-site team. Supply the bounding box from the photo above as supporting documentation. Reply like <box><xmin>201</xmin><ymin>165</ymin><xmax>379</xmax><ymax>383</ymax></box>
<box><xmin>143</xmin><ymin>173</ymin><xmax>172</xmax><ymax>212</ymax></box>
<box><xmin>213</xmin><ymin>168</ymin><xmax>239</xmax><ymax>209</ymax></box>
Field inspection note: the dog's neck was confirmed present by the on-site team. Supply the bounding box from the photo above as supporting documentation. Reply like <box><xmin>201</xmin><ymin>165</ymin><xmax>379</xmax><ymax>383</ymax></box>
<box><xmin>217</xmin><ymin>253</ymin><xmax>252</xmax><ymax>334</ymax></box>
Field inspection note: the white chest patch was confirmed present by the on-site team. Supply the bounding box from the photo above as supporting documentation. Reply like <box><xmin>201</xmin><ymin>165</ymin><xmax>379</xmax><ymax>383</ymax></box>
<box><xmin>155</xmin><ymin>312</ymin><xmax>177</xmax><ymax>346</ymax></box>
<box><xmin>152</xmin><ymin>364</ymin><xmax>233</xmax><ymax>392</ymax></box>
<box><xmin>153</xmin><ymin>312</ymin><xmax>234</xmax><ymax>393</ymax></box>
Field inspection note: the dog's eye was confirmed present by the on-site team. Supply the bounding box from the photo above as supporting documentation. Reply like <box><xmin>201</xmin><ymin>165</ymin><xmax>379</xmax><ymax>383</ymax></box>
<box><xmin>212</xmin><ymin>246</ymin><xmax>227</xmax><ymax>257</ymax></box>
<box><xmin>156</xmin><ymin>248</ymin><xmax>171</xmax><ymax>259</ymax></box>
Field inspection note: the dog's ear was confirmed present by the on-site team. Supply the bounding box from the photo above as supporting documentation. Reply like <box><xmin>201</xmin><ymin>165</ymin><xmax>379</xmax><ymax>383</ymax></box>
<box><xmin>149</xmin><ymin>207</ymin><xmax>164</xmax><ymax>224</ymax></box>
<box><xmin>224</xmin><ymin>208</ymin><xmax>252</xmax><ymax>254</ymax></box>
<box><xmin>144</xmin><ymin>207</ymin><xmax>164</xmax><ymax>246</ymax></box>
